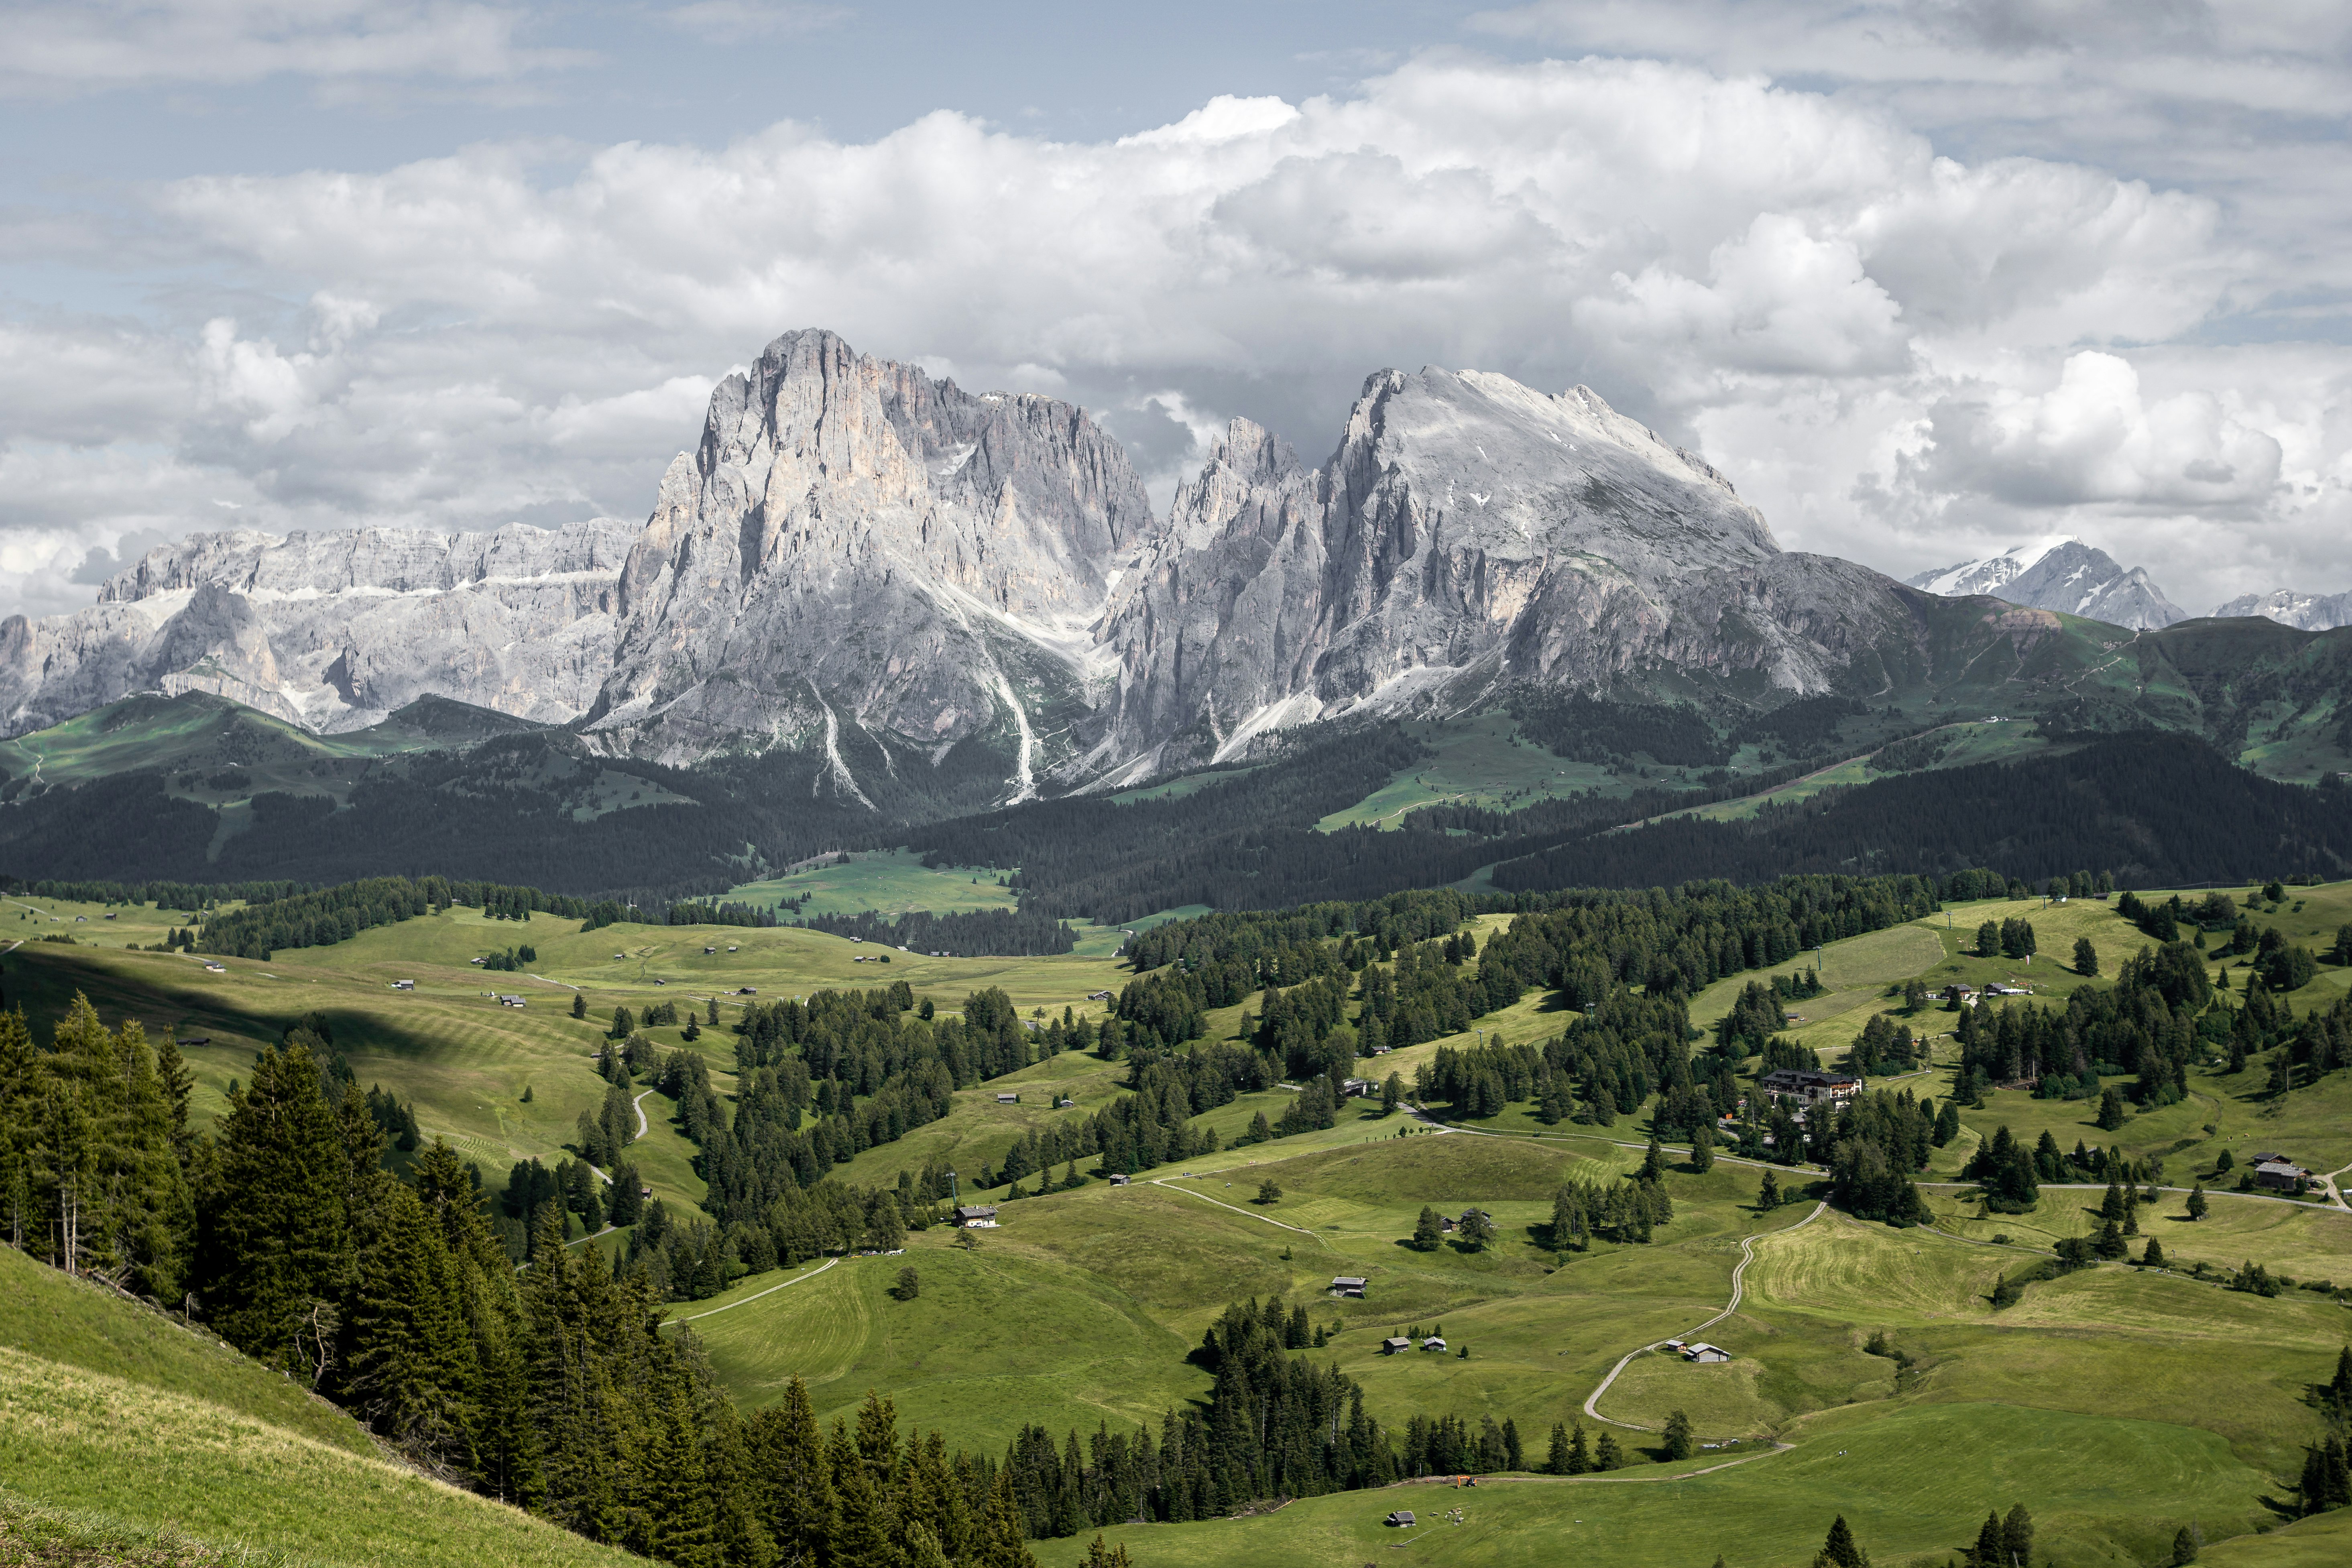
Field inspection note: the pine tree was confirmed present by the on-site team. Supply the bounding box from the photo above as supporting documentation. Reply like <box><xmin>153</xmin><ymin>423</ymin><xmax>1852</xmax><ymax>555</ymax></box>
<box><xmin>1816</xmin><ymin>1513</ymin><xmax>1870</xmax><ymax>1568</ymax></box>
<box><xmin>345</xmin><ymin>1180</ymin><xmax>475</xmax><ymax>1468</ymax></box>
<box><xmin>2002</xmin><ymin>1503</ymin><xmax>2034</xmax><ymax>1567</ymax></box>
<box><xmin>748</xmin><ymin>1377</ymin><xmax>836</xmax><ymax>1566</ymax></box>
<box><xmin>2187</xmin><ymin>1183</ymin><xmax>2209</xmax><ymax>1220</ymax></box>
<box><xmin>2142</xmin><ymin>1236</ymin><xmax>2166</xmax><ymax>1267</ymax></box>
<box><xmin>1759</xmin><ymin>1170</ymin><xmax>1782</xmax><ymax>1210</ymax></box>
<box><xmin>1970</xmin><ymin>1509</ymin><xmax>2005</xmax><ymax>1565</ymax></box>
<box><xmin>197</xmin><ymin>1041</ymin><xmax>350</xmax><ymax>1376</ymax></box>
<box><xmin>2169</xmin><ymin>1524</ymin><xmax>2198</xmax><ymax>1564</ymax></box>
<box><xmin>1595</xmin><ymin>1432</ymin><xmax>1622</xmax><ymax>1471</ymax></box>
<box><xmin>1569</xmin><ymin>1420</ymin><xmax>1592</xmax><ymax>1474</ymax></box>
<box><xmin>1663</xmin><ymin>1409</ymin><xmax>1694</xmax><ymax>1461</ymax></box>
<box><xmin>1413</xmin><ymin>1206</ymin><xmax>1443</xmax><ymax>1251</ymax></box>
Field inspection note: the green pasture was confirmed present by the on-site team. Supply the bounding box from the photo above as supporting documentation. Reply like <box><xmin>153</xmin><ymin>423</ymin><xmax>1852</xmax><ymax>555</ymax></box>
<box><xmin>1086</xmin><ymin>1402</ymin><xmax>2269</xmax><ymax>1568</ymax></box>
<box><xmin>1313</xmin><ymin>713</ymin><xmax>1636</xmax><ymax>832</ymax></box>
<box><xmin>726</xmin><ymin>847</ymin><xmax>1023</xmax><ymax>919</ymax></box>
<box><xmin>675</xmin><ymin>1243</ymin><xmax>1207</xmax><ymax>1455</ymax></box>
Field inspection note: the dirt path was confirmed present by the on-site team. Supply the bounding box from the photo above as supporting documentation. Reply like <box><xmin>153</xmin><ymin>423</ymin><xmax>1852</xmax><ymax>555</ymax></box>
<box><xmin>1582</xmin><ymin>1201</ymin><xmax>1826</xmax><ymax>1431</ymax></box>
<box><xmin>634</xmin><ymin>1089</ymin><xmax>652</xmax><ymax>1140</ymax></box>
<box><xmin>1148</xmin><ymin>1178</ymin><xmax>1322</xmax><ymax>1239</ymax></box>
<box><xmin>667</xmin><ymin>1257</ymin><xmax>838</xmax><ymax>1323</ymax></box>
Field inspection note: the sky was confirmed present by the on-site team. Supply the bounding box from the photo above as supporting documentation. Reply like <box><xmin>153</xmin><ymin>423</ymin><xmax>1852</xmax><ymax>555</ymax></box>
<box><xmin>2</xmin><ymin>0</ymin><xmax>2347</xmax><ymax>623</ymax></box>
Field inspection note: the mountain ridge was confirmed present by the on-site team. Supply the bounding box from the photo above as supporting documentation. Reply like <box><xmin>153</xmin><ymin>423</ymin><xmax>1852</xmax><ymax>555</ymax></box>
<box><xmin>1905</xmin><ymin>538</ymin><xmax>2188</xmax><ymax>630</ymax></box>
<box><xmin>1</xmin><ymin>327</ymin><xmax>2338</xmax><ymax>816</ymax></box>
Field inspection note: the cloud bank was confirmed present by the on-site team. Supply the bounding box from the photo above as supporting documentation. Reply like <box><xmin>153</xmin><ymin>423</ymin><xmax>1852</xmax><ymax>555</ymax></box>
<box><xmin>2</xmin><ymin>45</ymin><xmax>2346</xmax><ymax>622</ymax></box>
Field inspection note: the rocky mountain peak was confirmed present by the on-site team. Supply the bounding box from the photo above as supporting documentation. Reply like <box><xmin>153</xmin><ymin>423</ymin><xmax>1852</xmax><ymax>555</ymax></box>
<box><xmin>1905</xmin><ymin>538</ymin><xmax>2186</xmax><ymax>629</ymax></box>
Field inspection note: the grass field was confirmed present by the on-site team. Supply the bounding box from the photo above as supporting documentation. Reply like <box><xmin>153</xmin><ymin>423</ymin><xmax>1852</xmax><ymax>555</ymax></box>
<box><xmin>9</xmin><ymin>880</ymin><xmax>2352</xmax><ymax>1566</ymax></box>
<box><xmin>1084</xmin><ymin>1401</ymin><xmax>2269</xmax><ymax>1568</ymax></box>
<box><xmin>0</xmin><ymin>1247</ymin><xmax>636</xmax><ymax>1568</ymax></box>
<box><xmin>725</xmin><ymin>848</ymin><xmax>1023</xmax><ymax>919</ymax></box>
<box><xmin>1313</xmin><ymin>713</ymin><xmax>1637</xmax><ymax>831</ymax></box>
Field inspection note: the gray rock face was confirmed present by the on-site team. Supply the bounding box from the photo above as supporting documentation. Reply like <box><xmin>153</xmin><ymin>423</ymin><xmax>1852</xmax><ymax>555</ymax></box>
<box><xmin>0</xmin><ymin>519</ymin><xmax>637</xmax><ymax>737</ymax></box>
<box><xmin>1906</xmin><ymin>539</ymin><xmax>2187</xmax><ymax>629</ymax></box>
<box><xmin>2210</xmin><ymin>588</ymin><xmax>2352</xmax><ymax>630</ymax></box>
<box><xmin>584</xmin><ymin>329</ymin><xmax>1155</xmax><ymax>789</ymax></box>
<box><xmin>1093</xmin><ymin>367</ymin><xmax>1919</xmax><ymax>776</ymax></box>
<box><xmin>7</xmin><ymin>329</ymin><xmax>2081</xmax><ymax>805</ymax></box>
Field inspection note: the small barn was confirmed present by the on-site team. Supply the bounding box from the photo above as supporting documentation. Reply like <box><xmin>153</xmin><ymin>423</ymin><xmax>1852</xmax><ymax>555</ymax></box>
<box><xmin>1422</xmin><ymin>1336</ymin><xmax>1447</xmax><ymax>1352</ymax></box>
<box><xmin>1682</xmin><ymin>1342</ymin><xmax>1730</xmax><ymax>1364</ymax></box>
<box><xmin>954</xmin><ymin>1205</ymin><xmax>1000</xmax><ymax>1228</ymax></box>
<box><xmin>996</xmin><ymin>1092</ymin><xmax>1021</xmax><ymax>1104</ymax></box>
<box><xmin>1109</xmin><ymin>1174</ymin><xmax>1131</xmax><ymax>1186</ymax></box>
<box><xmin>1385</xmin><ymin>1510</ymin><xmax>1416</xmax><ymax>1527</ymax></box>
<box><xmin>1381</xmin><ymin>1336</ymin><xmax>1411</xmax><ymax>1354</ymax></box>
<box><xmin>1329</xmin><ymin>1275</ymin><xmax>1368</xmax><ymax>1298</ymax></box>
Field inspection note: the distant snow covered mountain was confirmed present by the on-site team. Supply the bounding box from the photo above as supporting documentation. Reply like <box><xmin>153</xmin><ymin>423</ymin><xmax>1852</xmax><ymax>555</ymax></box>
<box><xmin>2210</xmin><ymin>588</ymin><xmax>2352</xmax><ymax>630</ymax></box>
<box><xmin>1904</xmin><ymin>538</ymin><xmax>2187</xmax><ymax>629</ymax></box>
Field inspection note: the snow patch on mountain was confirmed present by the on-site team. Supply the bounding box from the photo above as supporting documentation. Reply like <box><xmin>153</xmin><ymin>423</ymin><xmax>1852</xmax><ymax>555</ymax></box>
<box><xmin>1905</xmin><ymin>539</ymin><xmax>2187</xmax><ymax>630</ymax></box>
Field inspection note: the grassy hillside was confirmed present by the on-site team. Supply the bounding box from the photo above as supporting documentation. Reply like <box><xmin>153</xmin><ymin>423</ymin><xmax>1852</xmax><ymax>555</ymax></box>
<box><xmin>9</xmin><ymin>880</ymin><xmax>2352</xmax><ymax>1566</ymax></box>
<box><xmin>0</xmin><ymin>1248</ymin><xmax>635</xmax><ymax>1568</ymax></box>
<box><xmin>1081</xmin><ymin>1401</ymin><xmax>2267</xmax><ymax>1568</ymax></box>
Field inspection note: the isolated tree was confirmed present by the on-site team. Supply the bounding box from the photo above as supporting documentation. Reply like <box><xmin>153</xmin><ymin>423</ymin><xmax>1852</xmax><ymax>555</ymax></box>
<box><xmin>1413</xmin><ymin>1205</ymin><xmax>1443</xmax><ymax>1251</ymax></box>
<box><xmin>2073</xmin><ymin>937</ymin><xmax>2099</xmax><ymax>976</ymax></box>
<box><xmin>2169</xmin><ymin>1525</ymin><xmax>2198</xmax><ymax>1564</ymax></box>
<box><xmin>1663</xmin><ymin>1409</ymin><xmax>1694</xmax><ymax>1461</ymax></box>
<box><xmin>1381</xmin><ymin>1073</ymin><xmax>1403</xmax><ymax>1115</ymax></box>
<box><xmin>1759</xmin><ymin>1170</ymin><xmax>1782</xmax><ymax>1210</ymax></box>
<box><xmin>2096</xmin><ymin>1087</ymin><xmax>2126</xmax><ymax>1131</ymax></box>
<box><xmin>2187</xmin><ymin>1183</ymin><xmax>2209</xmax><ymax>1220</ymax></box>
<box><xmin>1689</xmin><ymin>1123</ymin><xmax>1716</xmax><ymax>1175</ymax></box>
<box><xmin>1815</xmin><ymin>1513</ymin><xmax>1870</xmax><ymax>1568</ymax></box>
<box><xmin>2142</xmin><ymin>1236</ymin><xmax>2166</xmax><ymax>1268</ymax></box>
<box><xmin>1255</xmin><ymin>1178</ymin><xmax>1282</xmax><ymax>1206</ymax></box>
<box><xmin>570</xmin><ymin>993</ymin><xmax>587</xmax><ymax>1020</ymax></box>
<box><xmin>1459</xmin><ymin>1208</ymin><xmax>1495</xmax><ymax>1251</ymax></box>
<box><xmin>895</xmin><ymin>1267</ymin><xmax>920</xmax><ymax>1301</ymax></box>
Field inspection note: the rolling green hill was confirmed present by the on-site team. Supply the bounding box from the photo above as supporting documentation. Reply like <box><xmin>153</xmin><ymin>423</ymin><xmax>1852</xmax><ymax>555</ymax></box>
<box><xmin>6</xmin><ymin>879</ymin><xmax>2352</xmax><ymax>1566</ymax></box>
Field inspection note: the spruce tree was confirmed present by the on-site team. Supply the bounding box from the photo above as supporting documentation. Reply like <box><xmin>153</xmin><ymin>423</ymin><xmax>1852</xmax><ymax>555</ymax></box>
<box><xmin>1759</xmin><ymin>1170</ymin><xmax>1782</xmax><ymax>1210</ymax></box>
<box><xmin>748</xmin><ymin>1377</ymin><xmax>836</xmax><ymax>1566</ymax></box>
<box><xmin>1546</xmin><ymin>1422</ymin><xmax>1569</xmax><ymax>1474</ymax></box>
<box><xmin>1663</xmin><ymin>1409</ymin><xmax>1693</xmax><ymax>1461</ymax></box>
<box><xmin>1817</xmin><ymin>1513</ymin><xmax>1870</xmax><ymax>1568</ymax></box>
<box><xmin>345</xmin><ymin>1181</ymin><xmax>475</xmax><ymax>1467</ymax></box>
<box><xmin>2187</xmin><ymin>1183</ymin><xmax>2209</xmax><ymax>1220</ymax></box>
<box><xmin>198</xmin><ymin>1041</ymin><xmax>350</xmax><ymax>1376</ymax></box>
<box><xmin>2002</xmin><ymin>1503</ymin><xmax>2034</xmax><ymax>1566</ymax></box>
<box><xmin>1568</xmin><ymin>1420</ymin><xmax>1592</xmax><ymax>1474</ymax></box>
<box><xmin>1595</xmin><ymin>1432</ymin><xmax>1622</xmax><ymax>1471</ymax></box>
<box><xmin>1971</xmin><ymin>1509</ymin><xmax>2005</xmax><ymax>1566</ymax></box>
<box><xmin>2169</xmin><ymin>1524</ymin><xmax>2198</xmax><ymax>1564</ymax></box>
